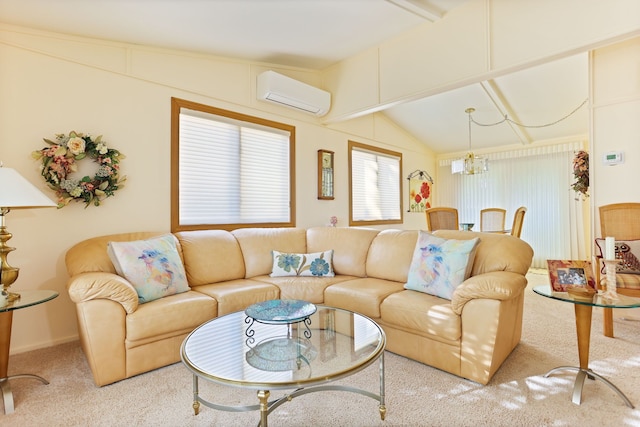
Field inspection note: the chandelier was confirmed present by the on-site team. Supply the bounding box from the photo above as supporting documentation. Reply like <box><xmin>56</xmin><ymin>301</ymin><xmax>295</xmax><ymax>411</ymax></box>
<box><xmin>451</xmin><ymin>108</ymin><xmax>488</xmax><ymax>175</ymax></box>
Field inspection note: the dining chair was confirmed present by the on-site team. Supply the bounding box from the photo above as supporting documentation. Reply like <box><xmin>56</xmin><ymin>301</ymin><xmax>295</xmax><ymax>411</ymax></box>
<box><xmin>480</xmin><ymin>208</ymin><xmax>507</xmax><ymax>232</ymax></box>
<box><xmin>594</xmin><ymin>203</ymin><xmax>640</xmax><ymax>337</ymax></box>
<box><xmin>425</xmin><ymin>207</ymin><xmax>459</xmax><ymax>231</ymax></box>
<box><xmin>510</xmin><ymin>206</ymin><xmax>527</xmax><ymax>238</ymax></box>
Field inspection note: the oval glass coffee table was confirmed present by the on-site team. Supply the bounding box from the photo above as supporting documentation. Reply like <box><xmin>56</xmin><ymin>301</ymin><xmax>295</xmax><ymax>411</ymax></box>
<box><xmin>181</xmin><ymin>305</ymin><xmax>386</xmax><ymax>427</ymax></box>
<box><xmin>533</xmin><ymin>285</ymin><xmax>640</xmax><ymax>408</ymax></box>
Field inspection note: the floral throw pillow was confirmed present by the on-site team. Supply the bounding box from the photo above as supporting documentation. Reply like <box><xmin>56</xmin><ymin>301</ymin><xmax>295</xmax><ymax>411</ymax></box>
<box><xmin>404</xmin><ymin>231</ymin><xmax>480</xmax><ymax>300</ymax></box>
<box><xmin>594</xmin><ymin>238</ymin><xmax>640</xmax><ymax>275</ymax></box>
<box><xmin>270</xmin><ymin>250</ymin><xmax>335</xmax><ymax>277</ymax></box>
<box><xmin>107</xmin><ymin>234</ymin><xmax>190</xmax><ymax>303</ymax></box>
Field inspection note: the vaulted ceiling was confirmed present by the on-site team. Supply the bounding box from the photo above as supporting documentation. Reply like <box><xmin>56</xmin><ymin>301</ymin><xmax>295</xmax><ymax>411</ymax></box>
<box><xmin>0</xmin><ymin>0</ymin><xmax>588</xmax><ymax>154</ymax></box>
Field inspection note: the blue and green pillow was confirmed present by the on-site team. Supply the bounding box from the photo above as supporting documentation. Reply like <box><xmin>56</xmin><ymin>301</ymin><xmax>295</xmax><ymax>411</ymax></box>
<box><xmin>270</xmin><ymin>250</ymin><xmax>335</xmax><ymax>277</ymax></box>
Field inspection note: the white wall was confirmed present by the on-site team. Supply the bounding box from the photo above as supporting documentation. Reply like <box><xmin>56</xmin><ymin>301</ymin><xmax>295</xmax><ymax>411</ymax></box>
<box><xmin>0</xmin><ymin>25</ymin><xmax>434</xmax><ymax>353</ymax></box>
<box><xmin>591</xmin><ymin>37</ymin><xmax>640</xmax><ymax>234</ymax></box>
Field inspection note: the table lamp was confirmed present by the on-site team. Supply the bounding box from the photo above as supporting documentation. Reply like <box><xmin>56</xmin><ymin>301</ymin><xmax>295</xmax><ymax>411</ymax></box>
<box><xmin>0</xmin><ymin>165</ymin><xmax>57</xmax><ymax>302</ymax></box>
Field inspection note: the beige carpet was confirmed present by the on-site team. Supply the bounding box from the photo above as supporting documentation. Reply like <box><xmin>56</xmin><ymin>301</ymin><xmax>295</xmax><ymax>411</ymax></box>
<box><xmin>2</xmin><ymin>271</ymin><xmax>640</xmax><ymax>427</ymax></box>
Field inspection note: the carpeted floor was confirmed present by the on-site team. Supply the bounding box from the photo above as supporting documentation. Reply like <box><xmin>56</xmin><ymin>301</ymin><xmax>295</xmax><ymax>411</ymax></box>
<box><xmin>2</xmin><ymin>271</ymin><xmax>640</xmax><ymax>426</ymax></box>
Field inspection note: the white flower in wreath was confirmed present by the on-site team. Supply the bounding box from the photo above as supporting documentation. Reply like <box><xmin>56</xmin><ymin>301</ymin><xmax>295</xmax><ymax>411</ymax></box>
<box><xmin>67</xmin><ymin>137</ymin><xmax>86</xmax><ymax>155</ymax></box>
<box><xmin>96</xmin><ymin>142</ymin><xmax>108</xmax><ymax>155</ymax></box>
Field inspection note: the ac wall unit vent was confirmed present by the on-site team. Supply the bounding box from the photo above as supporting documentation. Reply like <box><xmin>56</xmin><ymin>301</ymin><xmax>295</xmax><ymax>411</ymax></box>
<box><xmin>257</xmin><ymin>70</ymin><xmax>331</xmax><ymax>117</ymax></box>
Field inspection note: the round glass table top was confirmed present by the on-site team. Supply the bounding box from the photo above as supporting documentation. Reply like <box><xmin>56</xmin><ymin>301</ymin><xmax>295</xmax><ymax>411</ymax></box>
<box><xmin>533</xmin><ymin>285</ymin><xmax>640</xmax><ymax>309</ymax></box>
<box><xmin>0</xmin><ymin>290</ymin><xmax>58</xmax><ymax>313</ymax></box>
<box><xmin>181</xmin><ymin>306</ymin><xmax>385</xmax><ymax>390</ymax></box>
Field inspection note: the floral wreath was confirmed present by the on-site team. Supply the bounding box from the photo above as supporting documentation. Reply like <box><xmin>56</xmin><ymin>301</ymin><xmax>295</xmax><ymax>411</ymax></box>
<box><xmin>32</xmin><ymin>131</ymin><xmax>126</xmax><ymax>208</ymax></box>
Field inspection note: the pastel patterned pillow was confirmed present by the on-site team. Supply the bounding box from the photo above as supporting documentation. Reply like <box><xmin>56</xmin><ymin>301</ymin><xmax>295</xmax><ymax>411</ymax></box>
<box><xmin>270</xmin><ymin>250</ymin><xmax>335</xmax><ymax>277</ymax></box>
<box><xmin>404</xmin><ymin>231</ymin><xmax>480</xmax><ymax>300</ymax></box>
<box><xmin>107</xmin><ymin>234</ymin><xmax>190</xmax><ymax>303</ymax></box>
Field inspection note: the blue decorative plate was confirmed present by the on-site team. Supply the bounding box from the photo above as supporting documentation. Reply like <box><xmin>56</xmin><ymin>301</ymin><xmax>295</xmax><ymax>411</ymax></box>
<box><xmin>245</xmin><ymin>299</ymin><xmax>317</xmax><ymax>324</ymax></box>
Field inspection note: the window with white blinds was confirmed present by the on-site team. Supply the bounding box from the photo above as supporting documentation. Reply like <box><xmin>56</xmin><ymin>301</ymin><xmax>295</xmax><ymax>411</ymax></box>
<box><xmin>171</xmin><ymin>98</ymin><xmax>295</xmax><ymax>231</ymax></box>
<box><xmin>349</xmin><ymin>141</ymin><xmax>402</xmax><ymax>225</ymax></box>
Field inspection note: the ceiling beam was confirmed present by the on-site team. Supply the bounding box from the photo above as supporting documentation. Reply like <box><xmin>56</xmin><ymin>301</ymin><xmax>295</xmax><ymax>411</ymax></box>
<box><xmin>479</xmin><ymin>80</ymin><xmax>532</xmax><ymax>145</ymax></box>
<box><xmin>384</xmin><ymin>0</ymin><xmax>443</xmax><ymax>22</ymax></box>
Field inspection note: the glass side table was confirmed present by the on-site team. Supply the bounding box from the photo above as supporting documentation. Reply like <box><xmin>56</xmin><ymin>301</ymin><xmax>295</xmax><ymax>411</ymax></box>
<box><xmin>0</xmin><ymin>289</ymin><xmax>58</xmax><ymax>414</ymax></box>
<box><xmin>533</xmin><ymin>285</ymin><xmax>640</xmax><ymax>408</ymax></box>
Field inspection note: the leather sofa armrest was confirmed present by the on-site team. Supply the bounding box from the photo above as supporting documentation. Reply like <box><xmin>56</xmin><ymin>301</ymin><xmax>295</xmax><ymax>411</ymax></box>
<box><xmin>450</xmin><ymin>271</ymin><xmax>527</xmax><ymax>315</ymax></box>
<box><xmin>67</xmin><ymin>272</ymin><xmax>139</xmax><ymax>314</ymax></box>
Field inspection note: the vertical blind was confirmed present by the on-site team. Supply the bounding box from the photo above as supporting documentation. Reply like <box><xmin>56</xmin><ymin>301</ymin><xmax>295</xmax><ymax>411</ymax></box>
<box><xmin>179</xmin><ymin>109</ymin><xmax>291</xmax><ymax>225</ymax></box>
<box><xmin>351</xmin><ymin>147</ymin><xmax>401</xmax><ymax>222</ymax></box>
<box><xmin>437</xmin><ymin>142</ymin><xmax>585</xmax><ymax>268</ymax></box>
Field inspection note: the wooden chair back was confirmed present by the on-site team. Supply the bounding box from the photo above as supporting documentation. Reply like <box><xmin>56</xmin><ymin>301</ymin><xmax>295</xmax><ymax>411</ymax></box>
<box><xmin>425</xmin><ymin>207</ymin><xmax>459</xmax><ymax>231</ymax></box>
<box><xmin>510</xmin><ymin>206</ymin><xmax>527</xmax><ymax>238</ymax></box>
<box><xmin>599</xmin><ymin>203</ymin><xmax>640</xmax><ymax>240</ymax></box>
<box><xmin>597</xmin><ymin>203</ymin><xmax>640</xmax><ymax>337</ymax></box>
<box><xmin>480</xmin><ymin>208</ymin><xmax>506</xmax><ymax>232</ymax></box>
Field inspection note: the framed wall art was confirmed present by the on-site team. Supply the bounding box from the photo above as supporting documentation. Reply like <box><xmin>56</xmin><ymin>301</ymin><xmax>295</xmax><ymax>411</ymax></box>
<box><xmin>318</xmin><ymin>149</ymin><xmax>334</xmax><ymax>200</ymax></box>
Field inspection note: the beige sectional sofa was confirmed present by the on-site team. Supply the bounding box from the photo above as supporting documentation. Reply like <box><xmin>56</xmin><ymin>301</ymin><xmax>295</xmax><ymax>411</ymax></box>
<box><xmin>65</xmin><ymin>227</ymin><xmax>533</xmax><ymax>387</ymax></box>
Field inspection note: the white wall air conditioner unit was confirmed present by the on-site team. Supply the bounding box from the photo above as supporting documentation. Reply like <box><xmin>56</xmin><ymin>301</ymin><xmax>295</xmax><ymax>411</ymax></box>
<box><xmin>257</xmin><ymin>70</ymin><xmax>331</xmax><ymax>117</ymax></box>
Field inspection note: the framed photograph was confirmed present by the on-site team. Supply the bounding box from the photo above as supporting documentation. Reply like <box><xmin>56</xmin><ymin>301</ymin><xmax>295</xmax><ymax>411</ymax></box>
<box><xmin>317</xmin><ymin>149</ymin><xmax>334</xmax><ymax>200</ymax></box>
<box><xmin>547</xmin><ymin>260</ymin><xmax>596</xmax><ymax>292</ymax></box>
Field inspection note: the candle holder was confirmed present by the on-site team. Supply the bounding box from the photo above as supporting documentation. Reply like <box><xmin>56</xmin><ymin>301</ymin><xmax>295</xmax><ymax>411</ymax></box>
<box><xmin>601</xmin><ymin>259</ymin><xmax>621</xmax><ymax>300</ymax></box>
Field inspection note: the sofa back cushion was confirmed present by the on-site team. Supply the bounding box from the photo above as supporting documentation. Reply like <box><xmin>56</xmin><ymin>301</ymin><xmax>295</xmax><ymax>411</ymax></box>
<box><xmin>434</xmin><ymin>230</ymin><xmax>533</xmax><ymax>276</ymax></box>
<box><xmin>366</xmin><ymin>229</ymin><xmax>418</xmax><ymax>282</ymax></box>
<box><xmin>306</xmin><ymin>227</ymin><xmax>380</xmax><ymax>277</ymax></box>
<box><xmin>65</xmin><ymin>231</ymin><xmax>168</xmax><ymax>277</ymax></box>
<box><xmin>232</xmin><ymin>228</ymin><xmax>307</xmax><ymax>278</ymax></box>
<box><xmin>175</xmin><ymin>230</ymin><xmax>246</xmax><ymax>285</ymax></box>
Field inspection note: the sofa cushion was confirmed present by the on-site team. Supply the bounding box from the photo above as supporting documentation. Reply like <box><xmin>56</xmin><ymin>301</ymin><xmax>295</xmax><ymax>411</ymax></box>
<box><xmin>306</xmin><ymin>227</ymin><xmax>380</xmax><ymax>277</ymax></box>
<box><xmin>125</xmin><ymin>290</ymin><xmax>217</xmax><ymax>343</ymax></box>
<box><xmin>232</xmin><ymin>228</ymin><xmax>307</xmax><ymax>278</ymax></box>
<box><xmin>324</xmin><ymin>277</ymin><xmax>405</xmax><ymax>319</ymax></box>
<box><xmin>270</xmin><ymin>249</ymin><xmax>335</xmax><ymax>277</ymax></box>
<box><xmin>594</xmin><ymin>238</ymin><xmax>640</xmax><ymax>274</ymax></box>
<box><xmin>255</xmin><ymin>274</ymin><xmax>357</xmax><ymax>304</ymax></box>
<box><xmin>404</xmin><ymin>231</ymin><xmax>479</xmax><ymax>300</ymax></box>
<box><xmin>192</xmin><ymin>279</ymin><xmax>280</xmax><ymax>316</ymax></box>
<box><xmin>175</xmin><ymin>230</ymin><xmax>246</xmax><ymax>285</ymax></box>
<box><xmin>366</xmin><ymin>229</ymin><xmax>418</xmax><ymax>282</ymax></box>
<box><xmin>107</xmin><ymin>234</ymin><xmax>190</xmax><ymax>303</ymax></box>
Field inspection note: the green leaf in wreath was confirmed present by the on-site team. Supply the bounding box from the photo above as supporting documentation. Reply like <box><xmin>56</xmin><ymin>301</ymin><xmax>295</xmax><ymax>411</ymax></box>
<box><xmin>98</xmin><ymin>181</ymin><xmax>109</xmax><ymax>190</ymax></box>
<box><xmin>75</xmin><ymin>153</ymin><xmax>86</xmax><ymax>160</ymax></box>
<box><xmin>54</xmin><ymin>146</ymin><xmax>67</xmax><ymax>156</ymax></box>
<box><xmin>81</xmin><ymin>176</ymin><xmax>91</xmax><ymax>182</ymax></box>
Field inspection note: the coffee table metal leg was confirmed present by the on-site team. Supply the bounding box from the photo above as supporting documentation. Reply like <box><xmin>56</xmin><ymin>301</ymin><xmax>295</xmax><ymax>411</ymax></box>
<box><xmin>257</xmin><ymin>390</ymin><xmax>270</xmax><ymax>427</ymax></box>
<box><xmin>192</xmin><ymin>375</ymin><xmax>200</xmax><ymax>415</ymax></box>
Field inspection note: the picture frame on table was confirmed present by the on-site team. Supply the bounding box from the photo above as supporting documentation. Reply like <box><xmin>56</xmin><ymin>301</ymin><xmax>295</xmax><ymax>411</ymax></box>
<box><xmin>547</xmin><ymin>260</ymin><xmax>596</xmax><ymax>292</ymax></box>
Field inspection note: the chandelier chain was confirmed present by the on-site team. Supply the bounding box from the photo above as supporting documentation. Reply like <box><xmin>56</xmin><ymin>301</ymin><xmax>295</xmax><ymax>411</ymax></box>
<box><xmin>470</xmin><ymin>98</ymin><xmax>588</xmax><ymax>129</ymax></box>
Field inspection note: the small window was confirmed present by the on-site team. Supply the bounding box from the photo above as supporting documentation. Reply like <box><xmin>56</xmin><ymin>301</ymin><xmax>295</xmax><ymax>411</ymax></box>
<box><xmin>349</xmin><ymin>140</ymin><xmax>402</xmax><ymax>226</ymax></box>
<box><xmin>171</xmin><ymin>97</ymin><xmax>295</xmax><ymax>231</ymax></box>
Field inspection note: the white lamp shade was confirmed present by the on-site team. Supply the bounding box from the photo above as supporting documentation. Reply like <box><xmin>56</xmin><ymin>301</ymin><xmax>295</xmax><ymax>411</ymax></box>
<box><xmin>0</xmin><ymin>167</ymin><xmax>57</xmax><ymax>209</ymax></box>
